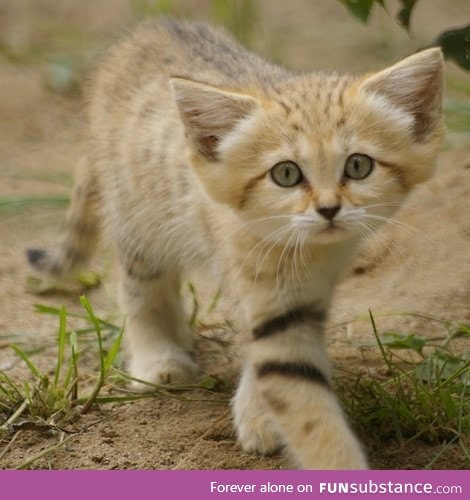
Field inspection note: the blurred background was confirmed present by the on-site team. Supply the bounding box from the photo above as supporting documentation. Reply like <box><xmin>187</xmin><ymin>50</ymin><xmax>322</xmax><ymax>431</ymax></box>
<box><xmin>0</xmin><ymin>0</ymin><xmax>469</xmax><ymax>470</ymax></box>
<box><xmin>0</xmin><ymin>0</ymin><xmax>468</xmax><ymax>206</ymax></box>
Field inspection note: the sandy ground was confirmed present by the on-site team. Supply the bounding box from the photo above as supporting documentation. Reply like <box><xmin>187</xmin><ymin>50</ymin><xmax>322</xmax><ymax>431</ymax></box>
<box><xmin>0</xmin><ymin>0</ymin><xmax>469</xmax><ymax>469</ymax></box>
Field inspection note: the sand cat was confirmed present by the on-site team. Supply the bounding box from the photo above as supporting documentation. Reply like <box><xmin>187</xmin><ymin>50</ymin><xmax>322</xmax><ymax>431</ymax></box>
<box><xmin>27</xmin><ymin>18</ymin><xmax>444</xmax><ymax>469</ymax></box>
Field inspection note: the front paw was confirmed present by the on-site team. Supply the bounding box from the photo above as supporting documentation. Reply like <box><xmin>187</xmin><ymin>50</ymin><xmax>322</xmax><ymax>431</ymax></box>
<box><xmin>233</xmin><ymin>402</ymin><xmax>283</xmax><ymax>456</ymax></box>
<box><xmin>237</xmin><ymin>421</ymin><xmax>282</xmax><ymax>455</ymax></box>
<box><xmin>236</xmin><ymin>414</ymin><xmax>283</xmax><ymax>455</ymax></box>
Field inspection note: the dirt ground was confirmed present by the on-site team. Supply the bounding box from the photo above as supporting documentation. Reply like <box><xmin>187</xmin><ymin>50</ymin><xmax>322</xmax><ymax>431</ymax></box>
<box><xmin>0</xmin><ymin>0</ymin><xmax>469</xmax><ymax>470</ymax></box>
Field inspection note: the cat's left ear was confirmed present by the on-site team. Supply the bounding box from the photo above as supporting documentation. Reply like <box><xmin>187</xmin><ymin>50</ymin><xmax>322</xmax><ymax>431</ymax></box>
<box><xmin>170</xmin><ymin>77</ymin><xmax>259</xmax><ymax>160</ymax></box>
<box><xmin>360</xmin><ymin>48</ymin><xmax>444</xmax><ymax>140</ymax></box>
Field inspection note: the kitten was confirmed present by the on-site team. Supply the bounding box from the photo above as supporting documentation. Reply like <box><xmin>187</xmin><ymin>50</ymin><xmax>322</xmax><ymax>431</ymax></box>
<box><xmin>27</xmin><ymin>18</ymin><xmax>444</xmax><ymax>469</ymax></box>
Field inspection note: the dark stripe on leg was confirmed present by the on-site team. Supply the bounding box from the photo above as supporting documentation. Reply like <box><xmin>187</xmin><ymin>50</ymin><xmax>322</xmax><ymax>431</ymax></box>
<box><xmin>256</xmin><ymin>361</ymin><xmax>330</xmax><ymax>389</ymax></box>
<box><xmin>126</xmin><ymin>266</ymin><xmax>162</xmax><ymax>281</ymax></box>
<box><xmin>253</xmin><ymin>305</ymin><xmax>326</xmax><ymax>340</ymax></box>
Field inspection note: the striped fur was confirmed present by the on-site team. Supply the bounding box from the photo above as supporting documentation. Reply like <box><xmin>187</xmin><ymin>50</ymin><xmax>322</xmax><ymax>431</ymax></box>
<box><xmin>27</xmin><ymin>18</ymin><xmax>444</xmax><ymax>469</ymax></box>
<box><xmin>252</xmin><ymin>304</ymin><xmax>326</xmax><ymax>340</ymax></box>
<box><xmin>256</xmin><ymin>361</ymin><xmax>331</xmax><ymax>389</ymax></box>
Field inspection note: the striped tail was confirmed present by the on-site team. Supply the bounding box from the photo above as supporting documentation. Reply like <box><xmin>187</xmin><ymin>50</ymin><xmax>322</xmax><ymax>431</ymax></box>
<box><xmin>26</xmin><ymin>170</ymin><xmax>100</xmax><ymax>283</ymax></box>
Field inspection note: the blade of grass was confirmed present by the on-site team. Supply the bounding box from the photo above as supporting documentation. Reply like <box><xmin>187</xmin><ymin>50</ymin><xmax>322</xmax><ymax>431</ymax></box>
<box><xmin>103</xmin><ymin>320</ymin><xmax>125</xmax><ymax>373</ymax></box>
<box><xmin>0</xmin><ymin>369</ymin><xmax>24</xmax><ymax>400</ymax></box>
<box><xmin>0</xmin><ymin>399</ymin><xmax>29</xmax><ymax>431</ymax></box>
<box><xmin>53</xmin><ymin>306</ymin><xmax>67</xmax><ymax>388</ymax></box>
<box><xmin>68</xmin><ymin>331</ymin><xmax>79</xmax><ymax>401</ymax></box>
<box><xmin>11</xmin><ymin>345</ymin><xmax>41</xmax><ymax>379</ymax></box>
<box><xmin>79</xmin><ymin>295</ymin><xmax>124</xmax><ymax>414</ymax></box>
<box><xmin>205</xmin><ymin>287</ymin><xmax>222</xmax><ymax>315</ymax></box>
<box><xmin>368</xmin><ymin>309</ymin><xmax>394</xmax><ymax>374</ymax></box>
<box><xmin>79</xmin><ymin>296</ymin><xmax>105</xmax><ymax>372</ymax></box>
<box><xmin>424</xmin><ymin>435</ymin><xmax>459</xmax><ymax>469</ymax></box>
<box><xmin>0</xmin><ymin>195</ymin><xmax>69</xmax><ymax>214</ymax></box>
<box><xmin>0</xmin><ymin>431</ymin><xmax>21</xmax><ymax>461</ymax></box>
<box><xmin>187</xmin><ymin>282</ymin><xmax>199</xmax><ymax>327</ymax></box>
<box><xmin>15</xmin><ymin>433</ymin><xmax>76</xmax><ymax>470</ymax></box>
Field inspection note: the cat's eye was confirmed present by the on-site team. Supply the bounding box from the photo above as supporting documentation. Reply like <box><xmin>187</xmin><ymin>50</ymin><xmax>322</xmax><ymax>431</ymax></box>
<box><xmin>270</xmin><ymin>161</ymin><xmax>303</xmax><ymax>187</ymax></box>
<box><xmin>344</xmin><ymin>154</ymin><xmax>374</xmax><ymax>180</ymax></box>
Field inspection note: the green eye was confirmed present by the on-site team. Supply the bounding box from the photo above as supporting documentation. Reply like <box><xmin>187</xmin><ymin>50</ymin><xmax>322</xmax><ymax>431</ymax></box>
<box><xmin>344</xmin><ymin>154</ymin><xmax>374</xmax><ymax>180</ymax></box>
<box><xmin>270</xmin><ymin>161</ymin><xmax>303</xmax><ymax>187</ymax></box>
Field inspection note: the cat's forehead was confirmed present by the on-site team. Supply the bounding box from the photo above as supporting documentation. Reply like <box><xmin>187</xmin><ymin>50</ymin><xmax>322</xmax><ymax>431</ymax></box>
<box><xmin>265</xmin><ymin>74</ymin><xmax>354</xmax><ymax>126</ymax></box>
<box><xmin>254</xmin><ymin>75</ymin><xmax>359</xmax><ymax>167</ymax></box>
<box><xmin>256</xmin><ymin>72</ymin><xmax>398</xmax><ymax>166</ymax></box>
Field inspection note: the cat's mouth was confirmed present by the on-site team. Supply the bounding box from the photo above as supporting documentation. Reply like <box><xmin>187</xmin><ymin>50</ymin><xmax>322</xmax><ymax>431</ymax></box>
<box><xmin>317</xmin><ymin>222</ymin><xmax>346</xmax><ymax>237</ymax></box>
<box><xmin>291</xmin><ymin>214</ymin><xmax>350</xmax><ymax>241</ymax></box>
<box><xmin>321</xmin><ymin>224</ymin><xmax>340</xmax><ymax>232</ymax></box>
<box><xmin>322</xmin><ymin>220</ymin><xmax>346</xmax><ymax>231</ymax></box>
<box><xmin>309</xmin><ymin>221</ymin><xmax>351</xmax><ymax>243</ymax></box>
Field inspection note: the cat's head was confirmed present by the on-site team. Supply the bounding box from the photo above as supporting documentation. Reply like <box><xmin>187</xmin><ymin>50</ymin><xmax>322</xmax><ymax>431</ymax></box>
<box><xmin>171</xmin><ymin>48</ymin><xmax>444</xmax><ymax>246</ymax></box>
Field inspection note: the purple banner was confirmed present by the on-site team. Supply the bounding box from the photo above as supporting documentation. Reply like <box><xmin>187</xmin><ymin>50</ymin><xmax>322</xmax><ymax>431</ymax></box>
<box><xmin>0</xmin><ymin>470</ymin><xmax>467</xmax><ymax>499</ymax></box>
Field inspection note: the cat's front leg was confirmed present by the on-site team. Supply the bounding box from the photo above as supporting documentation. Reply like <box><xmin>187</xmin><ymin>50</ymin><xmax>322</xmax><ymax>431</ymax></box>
<box><xmin>235</xmin><ymin>308</ymin><xmax>368</xmax><ymax>469</ymax></box>
<box><xmin>232</xmin><ymin>363</ymin><xmax>284</xmax><ymax>455</ymax></box>
<box><xmin>120</xmin><ymin>269</ymin><xmax>200</xmax><ymax>389</ymax></box>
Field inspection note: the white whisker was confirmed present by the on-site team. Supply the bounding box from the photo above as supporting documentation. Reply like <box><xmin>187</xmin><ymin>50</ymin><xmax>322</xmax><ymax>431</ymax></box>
<box><xmin>223</xmin><ymin>214</ymin><xmax>293</xmax><ymax>241</ymax></box>
<box><xmin>275</xmin><ymin>229</ymin><xmax>296</xmax><ymax>302</ymax></box>
<box><xmin>360</xmin><ymin>214</ymin><xmax>435</xmax><ymax>244</ymax></box>
<box><xmin>236</xmin><ymin>224</ymin><xmax>291</xmax><ymax>282</ymax></box>
<box><xmin>252</xmin><ymin>225</ymin><xmax>293</xmax><ymax>289</ymax></box>
<box><xmin>355</xmin><ymin>220</ymin><xmax>402</xmax><ymax>261</ymax></box>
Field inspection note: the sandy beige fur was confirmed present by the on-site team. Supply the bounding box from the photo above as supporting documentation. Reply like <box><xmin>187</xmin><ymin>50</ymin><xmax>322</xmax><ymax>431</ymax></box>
<box><xmin>27</xmin><ymin>18</ymin><xmax>444</xmax><ymax>469</ymax></box>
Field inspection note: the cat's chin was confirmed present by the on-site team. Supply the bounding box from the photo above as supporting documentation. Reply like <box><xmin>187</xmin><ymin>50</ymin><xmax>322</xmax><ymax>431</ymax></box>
<box><xmin>304</xmin><ymin>225</ymin><xmax>354</xmax><ymax>245</ymax></box>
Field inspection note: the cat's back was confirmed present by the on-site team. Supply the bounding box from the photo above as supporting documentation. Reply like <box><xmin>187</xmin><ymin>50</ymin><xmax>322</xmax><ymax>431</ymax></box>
<box><xmin>84</xmin><ymin>18</ymin><xmax>281</xmax><ymax>266</ymax></box>
<box><xmin>88</xmin><ymin>17</ymin><xmax>282</xmax><ymax>115</ymax></box>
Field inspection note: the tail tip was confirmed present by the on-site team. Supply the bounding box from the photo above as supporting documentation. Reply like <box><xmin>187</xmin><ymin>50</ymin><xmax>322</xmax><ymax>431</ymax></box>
<box><xmin>26</xmin><ymin>248</ymin><xmax>48</xmax><ymax>270</ymax></box>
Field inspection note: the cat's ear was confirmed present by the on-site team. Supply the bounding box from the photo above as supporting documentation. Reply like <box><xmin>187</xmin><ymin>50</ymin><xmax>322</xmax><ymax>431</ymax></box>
<box><xmin>360</xmin><ymin>48</ymin><xmax>444</xmax><ymax>140</ymax></box>
<box><xmin>170</xmin><ymin>77</ymin><xmax>258</xmax><ymax>160</ymax></box>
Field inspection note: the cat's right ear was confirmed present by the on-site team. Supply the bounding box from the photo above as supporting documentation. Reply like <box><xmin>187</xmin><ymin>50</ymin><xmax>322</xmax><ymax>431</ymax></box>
<box><xmin>170</xmin><ymin>77</ymin><xmax>259</xmax><ymax>160</ymax></box>
<box><xmin>359</xmin><ymin>48</ymin><xmax>444</xmax><ymax>141</ymax></box>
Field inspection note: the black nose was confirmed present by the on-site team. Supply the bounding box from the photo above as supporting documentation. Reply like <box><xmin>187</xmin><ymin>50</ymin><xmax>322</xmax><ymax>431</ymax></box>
<box><xmin>316</xmin><ymin>205</ymin><xmax>340</xmax><ymax>220</ymax></box>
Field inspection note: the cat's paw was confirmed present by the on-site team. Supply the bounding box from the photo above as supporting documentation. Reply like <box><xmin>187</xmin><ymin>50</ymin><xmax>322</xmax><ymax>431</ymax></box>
<box><xmin>128</xmin><ymin>351</ymin><xmax>200</xmax><ymax>391</ymax></box>
<box><xmin>236</xmin><ymin>414</ymin><xmax>283</xmax><ymax>455</ymax></box>
<box><xmin>232</xmin><ymin>366</ymin><xmax>283</xmax><ymax>455</ymax></box>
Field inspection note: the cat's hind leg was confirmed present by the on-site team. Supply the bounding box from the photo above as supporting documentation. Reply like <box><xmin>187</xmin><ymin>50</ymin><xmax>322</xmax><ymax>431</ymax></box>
<box><xmin>120</xmin><ymin>268</ymin><xmax>200</xmax><ymax>389</ymax></box>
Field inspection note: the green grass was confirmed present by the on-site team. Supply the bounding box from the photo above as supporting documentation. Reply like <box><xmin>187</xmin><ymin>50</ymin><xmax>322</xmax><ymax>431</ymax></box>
<box><xmin>0</xmin><ymin>298</ymin><xmax>126</xmax><ymax>469</ymax></box>
<box><xmin>131</xmin><ymin>0</ymin><xmax>258</xmax><ymax>45</ymax></box>
<box><xmin>443</xmin><ymin>76</ymin><xmax>470</xmax><ymax>147</ymax></box>
<box><xmin>0</xmin><ymin>21</ymin><xmax>101</xmax><ymax>95</ymax></box>
<box><xmin>0</xmin><ymin>294</ymin><xmax>227</xmax><ymax>468</ymax></box>
<box><xmin>339</xmin><ymin>311</ymin><xmax>470</xmax><ymax>467</ymax></box>
<box><xmin>0</xmin><ymin>196</ymin><xmax>70</xmax><ymax>214</ymax></box>
<box><xmin>132</xmin><ymin>0</ymin><xmax>175</xmax><ymax>17</ymax></box>
<box><xmin>0</xmin><ymin>298</ymin><xmax>123</xmax><ymax>433</ymax></box>
<box><xmin>444</xmin><ymin>99</ymin><xmax>470</xmax><ymax>134</ymax></box>
<box><xmin>210</xmin><ymin>0</ymin><xmax>258</xmax><ymax>44</ymax></box>
<box><xmin>1</xmin><ymin>295</ymin><xmax>468</xmax><ymax>469</ymax></box>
